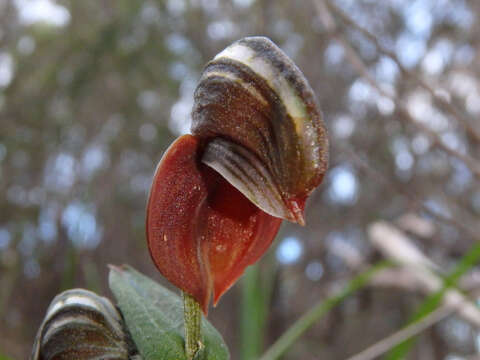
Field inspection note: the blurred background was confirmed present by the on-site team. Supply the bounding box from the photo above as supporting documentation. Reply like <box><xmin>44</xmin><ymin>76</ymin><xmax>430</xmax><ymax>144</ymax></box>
<box><xmin>1</xmin><ymin>0</ymin><xmax>480</xmax><ymax>359</ymax></box>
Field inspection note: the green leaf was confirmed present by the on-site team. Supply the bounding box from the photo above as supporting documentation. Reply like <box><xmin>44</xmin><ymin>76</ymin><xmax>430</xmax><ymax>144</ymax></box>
<box><xmin>241</xmin><ymin>265</ymin><xmax>267</xmax><ymax>360</ymax></box>
<box><xmin>386</xmin><ymin>241</ymin><xmax>480</xmax><ymax>360</ymax></box>
<box><xmin>108</xmin><ymin>265</ymin><xmax>230</xmax><ymax>360</ymax></box>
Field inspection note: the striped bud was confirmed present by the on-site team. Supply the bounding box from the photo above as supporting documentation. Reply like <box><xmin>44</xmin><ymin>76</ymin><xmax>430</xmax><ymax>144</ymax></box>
<box><xmin>31</xmin><ymin>289</ymin><xmax>134</xmax><ymax>360</ymax></box>
<box><xmin>146</xmin><ymin>37</ymin><xmax>328</xmax><ymax>313</ymax></box>
<box><xmin>192</xmin><ymin>37</ymin><xmax>328</xmax><ymax>224</ymax></box>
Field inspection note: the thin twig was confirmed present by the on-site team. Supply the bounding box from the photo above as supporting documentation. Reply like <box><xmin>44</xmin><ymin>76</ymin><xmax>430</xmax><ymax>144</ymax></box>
<box><xmin>313</xmin><ymin>0</ymin><xmax>480</xmax><ymax>179</ymax></box>
<box><xmin>336</xmin><ymin>141</ymin><xmax>480</xmax><ymax>241</ymax></box>
<box><xmin>344</xmin><ymin>305</ymin><xmax>454</xmax><ymax>360</ymax></box>
<box><xmin>323</xmin><ymin>0</ymin><xmax>480</xmax><ymax>144</ymax></box>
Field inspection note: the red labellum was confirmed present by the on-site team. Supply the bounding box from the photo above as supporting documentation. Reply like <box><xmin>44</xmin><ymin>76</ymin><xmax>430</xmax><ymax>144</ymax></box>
<box><xmin>146</xmin><ymin>135</ymin><xmax>282</xmax><ymax>313</ymax></box>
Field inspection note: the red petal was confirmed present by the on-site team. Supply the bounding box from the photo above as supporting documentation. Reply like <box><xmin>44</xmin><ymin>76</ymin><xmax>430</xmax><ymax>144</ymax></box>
<box><xmin>204</xmin><ymin>176</ymin><xmax>282</xmax><ymax>306</ymax></box>
<box><xmin>146</xmin><ymin>134</ymin><xmax>282</xmax><ymax>313</ymax></box>
<box><xmin>146</xmin><ymin>135</ymin><xmax>212</xmax><ymax>311</ymax></box>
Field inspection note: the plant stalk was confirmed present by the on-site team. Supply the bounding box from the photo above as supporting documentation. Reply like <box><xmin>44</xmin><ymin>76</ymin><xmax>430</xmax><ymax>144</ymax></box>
<box><xmin>183</xmin><ymin>292</ymin><xmax>202</xmax><ymax>360</ymax></box>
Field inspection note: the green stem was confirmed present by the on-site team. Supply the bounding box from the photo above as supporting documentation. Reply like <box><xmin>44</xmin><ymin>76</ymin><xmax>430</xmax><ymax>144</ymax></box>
<box><xmin>183</xmin><ymin>292</ymin><xmax>202</xmax><ymax>360</ymax></box>
<box><xmin>259</xmin><ymin>261</ymin><xmax>393</xmax><ymax>360</ymax></box>
<box><xmin>241</xmin><ymin>265</ymin><xmax>267</xmax><ymax>360</ymax></box>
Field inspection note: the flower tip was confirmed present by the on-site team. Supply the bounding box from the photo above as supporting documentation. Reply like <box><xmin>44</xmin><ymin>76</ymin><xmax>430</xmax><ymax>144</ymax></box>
<box><xmin>286</xmin><ymin>198</ymin><xmax>307</xmax><ymax>226</ymax></box>
<box><xmin>212</xmin><ymin>283</ymin><xmax>232</xmax><ymax>309</ymax></box>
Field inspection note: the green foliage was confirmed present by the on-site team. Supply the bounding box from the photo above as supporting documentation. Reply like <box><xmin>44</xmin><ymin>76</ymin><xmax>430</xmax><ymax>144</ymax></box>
<box><xmin>260</xmin><ymin>261</ymin><xmax>393</xmax><ymax>360</ymax></box>
<box><xmin>386</xmin><ymin>241</ymin><xmax>480</xmax><ymax>359</ymax></box>
<box><xmin>109</xmin><ymin>265</ymin><xmax>229</xmax><ymax>360</ymax></box>
<box><xmin>0</xmin><ymin>353</ymin><xmax>13</xmax><ymax>360</ymax></box>
<box><xmin>241</xmin><ymin>265</ymin><xmax>268</xmax><ymax>360</ymax></box>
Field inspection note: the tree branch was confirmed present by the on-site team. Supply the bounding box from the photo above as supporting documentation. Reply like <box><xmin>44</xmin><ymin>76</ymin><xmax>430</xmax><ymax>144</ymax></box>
<box><xmin>313</xmin><ymin>0</ymin><xmax>480</xmax><ymax>179</ymax></box>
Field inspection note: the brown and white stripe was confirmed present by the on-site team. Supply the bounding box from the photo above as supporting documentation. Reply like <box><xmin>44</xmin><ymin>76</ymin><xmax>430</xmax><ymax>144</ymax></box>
<box><xmin>191</xmin><ymin>37</ymin><xmax>328</xmax><ymax>223</ymax></box>
<box><xmin>31</xmin><ymin>289</ymin><xmax>135</xmax><ymax>360</ymax></box>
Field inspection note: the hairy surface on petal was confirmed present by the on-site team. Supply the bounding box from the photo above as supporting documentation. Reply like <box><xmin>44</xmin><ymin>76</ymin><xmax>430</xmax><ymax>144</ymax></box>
<box><xmin>146</xmin><ymin>134</ymin><xmax>282</xmax><ymax>313</ymax></box>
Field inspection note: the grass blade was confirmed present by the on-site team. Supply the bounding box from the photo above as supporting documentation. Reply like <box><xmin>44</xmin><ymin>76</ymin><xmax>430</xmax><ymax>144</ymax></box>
<box><xmin>259</xmin><ymin>261</ymin><xmax>392</xmax><ymax>360</ymax></box>
<box><xmin>386</xmin><ymin>241</ymin><xmax>480</xmax><ymax>359</ymax></box>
